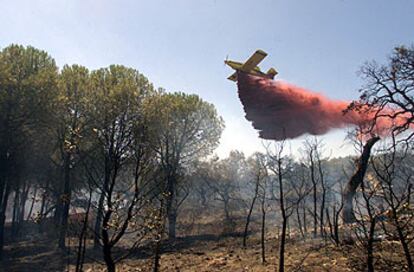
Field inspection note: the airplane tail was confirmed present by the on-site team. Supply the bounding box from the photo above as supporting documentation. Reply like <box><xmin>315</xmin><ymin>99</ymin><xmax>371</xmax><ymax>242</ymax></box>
<box><xmin>266</xmin><ymin>68</ymin><xmax>278</xmax><ymax>79</ymax></box>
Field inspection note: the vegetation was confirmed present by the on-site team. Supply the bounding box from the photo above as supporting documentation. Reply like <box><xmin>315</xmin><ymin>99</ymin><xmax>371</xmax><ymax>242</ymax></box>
<box><xmin>1</xmin><ymin>44</ymin><xmax>414</xmax><ymax>272</ymax></box>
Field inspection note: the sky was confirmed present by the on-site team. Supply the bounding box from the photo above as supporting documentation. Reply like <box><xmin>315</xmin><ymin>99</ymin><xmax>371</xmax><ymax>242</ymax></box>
<box><xmin>1</xmin><ymin>0</ymin><xmax>414</xmax><ymax>158</ymax></box>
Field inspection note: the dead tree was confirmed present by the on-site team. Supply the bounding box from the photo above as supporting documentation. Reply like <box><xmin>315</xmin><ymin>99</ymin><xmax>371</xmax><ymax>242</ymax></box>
<box><xmin>243</xmin><ymin>153</ymin><xmax>267</xmax><ymax>247</ymax></box>
<box><xmin>260</xmin><ymin>175</ymin><xmax>268</xmax><ymax>263</ymax></box>
<box><xmin>267</xmin><ymin>141</ymin><xmax>297</xmax><ymax>272</ymax></box>
<box><xmin>343</xmin><ymin>136</ymin><xmax>380</xmax><ymax>223</ymax></box>
<box><xmin>353</xmin><ymin>176</ymin><xmax>380</xmax><ymax>272</ymax></box>
<box><xmin>372</xmin><ymin>137</ymin><xmax>414</xmax><ymax>272</ymax></box>
<box><xmin>326</xmin><ymin>181</ymin><xmax>344</xmax><ymax>246</ymax></box>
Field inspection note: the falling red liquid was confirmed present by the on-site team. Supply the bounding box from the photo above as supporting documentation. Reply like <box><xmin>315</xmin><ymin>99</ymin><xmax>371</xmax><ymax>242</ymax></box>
<box><xmin>236</xmin><ymin>72</ymin><xmax>406</xmax><ymax>140</ymax></box>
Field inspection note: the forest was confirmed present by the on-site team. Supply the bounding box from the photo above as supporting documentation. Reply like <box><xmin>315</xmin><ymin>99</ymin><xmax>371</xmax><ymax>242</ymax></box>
<box><xmin>1</xmin><ymin>44</ymin><xmax>414</xmax><ymax>272</ymax></box>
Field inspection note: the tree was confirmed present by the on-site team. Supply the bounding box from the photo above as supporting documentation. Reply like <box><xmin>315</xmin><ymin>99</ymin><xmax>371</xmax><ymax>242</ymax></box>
<box><xmin>53</xmin><ymin>64</ymin><xmax>91</xmax><ymax>249</ymax></box>
<box><xmin>144</xmin><ymin>92</ymin><xmax>224</xmax><ymax>239</ymax></box>
<box><xmin>353</xmin><ymin>173</ymin><xmax>381</xmax><ymax>272</ymax></box>
<box><xmin>347</xmin><ymin>42</ymin><xmax>414</xmax><ymax>272</ymax></box>
<box><xmin>198</xmin><ymin>151</ymin><xmax>246</xmax><ymax>229</ymax></box>
<box><xmin>266</xmin><ymin>141</ymin><xmax>291</xmax><ymax>272</ymax></box>
<box><xmin>243</xmin><ymin>152</ymin><xmax>267</xmax><ymax>247</ymax></box>
<box><xmin>350</xmin><ymin>45</ymin><xmax>414</xmax><ymax>142</ymax></box>
<box><xmin>302</xmin><ymin>137</ymin><xmax>327</xmax><ymax>237</ymax></box>
<box><xmin>88</xmin><ymin>65</ymin><xmax>155</xmax><ymax>271</ymax></box>
<box><xmin>290</xmin><ymin>162</ymin><xmax>312</xmax><ymax>239</ymax></box>
<box><xmin>0</xmin><ymin>44</ymin><xmax>57</xmax><ymax>258</ymax></box>
<box><xmin>343</xmin><ymin>136</ymin><xmax>380</xmax><ymax>223</ymax></box>
<box><xmin>372</xmin><ymin>137</ymin><xmax>414</xmax><ymax>272</ymax></box>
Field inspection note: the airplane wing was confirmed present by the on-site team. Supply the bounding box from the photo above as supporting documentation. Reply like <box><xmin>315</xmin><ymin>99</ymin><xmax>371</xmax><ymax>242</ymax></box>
<box><xmin>241</xmin><ymin>50</ymin><xmax>267</xmax><ymax>72</ymax></box>
<box><xmin>227</xmin><ymin>72</ymin><xmax>237</xmax><ymax>82</ymax></box>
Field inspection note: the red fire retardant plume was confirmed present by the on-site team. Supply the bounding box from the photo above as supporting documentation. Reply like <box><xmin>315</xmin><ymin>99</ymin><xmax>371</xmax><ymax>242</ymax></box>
<box><xmin>236</xmin><ymin>72</ymin><xmax>406</xmax><ymax>140</ymax></box>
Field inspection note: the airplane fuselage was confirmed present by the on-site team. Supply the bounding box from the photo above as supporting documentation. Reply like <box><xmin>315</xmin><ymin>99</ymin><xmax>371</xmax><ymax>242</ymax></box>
<box><xmin>225</xmin><ymin>60</ymin><xmax>262</xmax><ymax>73</ymax></box>
<box><xmin>225</xmin><ymin>50</ymin><xmax>277</xmax><ymax>81</ymax></box>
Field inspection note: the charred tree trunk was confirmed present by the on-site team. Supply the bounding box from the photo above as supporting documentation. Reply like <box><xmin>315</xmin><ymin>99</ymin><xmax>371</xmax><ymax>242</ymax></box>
<box><xmin>261</xmin><ymin>200</ymin><xmax>266</xmax><ymax>263</ymax></box>
<box><xmin>277</xmin><ymin>159</ymin><xmax>287</xmax><ymax>272</ymax></box>
<box><xmin>166</xmin><ymin>174</ymin><xmax>177</xmax><ymax>240</ymax></box>
<box><xmin>26</xmin><ymin>186</ymin><xmax>37</xmax><ymax>221</ymax></box>
<box><xmin>102</xmin><ymin>200</ymin><xmax>115</xmax><ymax>271</ymax></box>
<box><xmin>168</xmin><ymin>209</ymin><xmax>177</xmax><ymax>240</ymax></box>
<box><xmin>58</xmin><ymin>153</ymin><xmax>71</xmax><ymax>249</ymax></box>
<box><xmin>103</xmin><ymin>244</ymin><xmax>115</xmax><ymax>272</ymax></box>
<box><xmin>302</xmin><ymin>200</ymin><xmax>307</xmax><ymax>236</ymax></box>
<box><xmin>94</xmin><ymin>156</ymin><xmax>111</xmax><ymax>249</ymax></box>
<box><xmin>309</xmin><ymin>149</ymin><xmax>318</xmax><ymax>238</ymax></box>
<box><xmin>367</xmin><ymin>217</ymin><xmax>376</xmax><ymax>272</ymax></box>
<box><xmin>153</xmin><ymin>199</ymin><xmax>165</xmax><ymax>272</ymax></box>
<box><xmin>16</xmin><ymin>182</ymin><xmax>30</xmax><ymax>236</ymax></box>
<box><xmin>0</xmin><ymin>182</ymin><xmax>11</xmax><ymax>260</ymax></box>
<box><xmin>75</xmin><ymin>190</ymin><xmax>92</xmax><ymax>272</ymax></box>
<box><xmin>317</xmin><ymin>157</ymin><xmax>326</xmax><ymax>237</ymax></box>
<box><xmin>326</xmin><ymin>204</ymin><xmax>342</xmax><ymax>246</ymax></box>
<box><xmin>39</xmin><ymin>179</ymin><xmax>49</xmax><ymax>233</ymax></box>
<box><xmin>153</xmin><ymin>239</ymin><xmax>161</xmax><ymax>272</ymax></box>
<box><xmin>11</xmin><ymin>187</ymin><xmax>20</xmax><ymax>238</ymax></box>
<box><xmin>296</xmin><ymin>204</ymin><xmax>304</xmax><ymax>239</ymax></box>
<box><xmin>394</xmin><ymin>216</ymin><xmax>414</xmax><ymax>272</ymax></box>
<box><xmin>260</xmin><ymin>181</ymin><xmax>267</xmax><ymax>263</ymax></box>
<box><xmin>223</xmin><ymin>195</ymin><xmax>231</xmax><ymax>222</ymax></box>
<box><xmin>243</xmin><ymin>179</ymin><xmax>260</xmax><ymax>247</ymax></box>
<box><xmin>94</xmin><ymin>190</ymin><xmax>105</xmax><ymax>249</ymax></box>
<box><xmin>343</xmin><ymin>136</ymin><xmax>380</xmax><ymax>223</ymax></box>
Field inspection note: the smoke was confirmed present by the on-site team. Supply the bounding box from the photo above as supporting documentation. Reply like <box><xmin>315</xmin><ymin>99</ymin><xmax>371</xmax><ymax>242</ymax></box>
<box><xmin>236</xmin><ymin>72</ymin><xmax>405</xmax><ymax>140</ymax></box>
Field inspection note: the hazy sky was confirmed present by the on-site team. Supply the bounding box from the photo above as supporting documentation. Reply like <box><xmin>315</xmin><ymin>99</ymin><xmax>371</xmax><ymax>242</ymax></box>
<box><xmin>2</xmin><ymin>0</ymin><xmax>414</xmax><ymax>158</ymax></box>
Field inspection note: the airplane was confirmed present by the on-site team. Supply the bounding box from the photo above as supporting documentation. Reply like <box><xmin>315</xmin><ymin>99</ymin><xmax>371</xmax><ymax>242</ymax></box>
<box><xmin>224</xmin><ymin>49</ymin><xmax>278</xmax><ymax>81</ymax></box>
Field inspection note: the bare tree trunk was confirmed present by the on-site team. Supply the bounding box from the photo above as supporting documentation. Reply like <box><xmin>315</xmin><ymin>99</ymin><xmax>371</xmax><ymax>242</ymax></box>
<box><xmin>59</xmin><ymin>153</ymin><xmax>71</xmax><ymax>249</ymax></box>
<box><xmin>94</xmin><ymin>189</ymin><xmax>104</xmax><ymax>249</ymax></box>
<box><xmin>223</xmin><ymin>194</ymin><xmax>231</xmax><ymax>223</ymax></box>
<box><xmin>261</xmin><ymin>203</ymin><xmax>266</xmax><ymax>263</ymax></box>
<box><xmin>326</xmin><ymin>207</ymin><xmax>334</xmax><ymax>244</ymax></box>
<box><xmin>243</xmin><ymin>179</ymin><xmax>260</xmax><ymax>247</ymax></box>
<box><xmin>153</xmin><ymin>200</ymin><xmax>165</xmax><ymax>272</ymax></box>
<box><xmin>277</xmin><ymin>159</ymin><xmax>287</xmax><ymax>272</ymax></box>
<box><xmin>75</xmin><ymin>189</ymin><xmax>92</xmax><ymax>272</ymax></box>
<box><xmin>278</xmin><ymin>212</ymin><xmax>287</xmax><ymax>272</ymax></box>
<box><xmin>103</xmin><ymin>244</ymin><xmax>115</xmax><ymax>272</ymax></box>
<box><xmin>0</xmin><ymin>182</ymin><xmax>11</xmax><ymax>260</ymax></box>
<box><xmin>334</xmin><ymin>203</ymin><xmax>343</xmax><ymax>244</ymax></box>
<box><xmin>317</xmin><ymin>156</ymin><xmax>326</xmax><ymax>237</ymax></box>
<box><xmin>18</xmin><ymin>182</ymin><xmax>29</xmax><ymax>223</ymax></box>
<box><xmin>26</xmin><ymin>186</ymin><xmax>37</xmax><ymax>221</ymax></box>
<box><xmin>261</xmin><ymin>182</ymin><xmax>267</xmax><ymax>263</ymax></box>
<box><xmin>16</xmin><ymin>182</ymin><xmax>30</xmax><ymax>236</ymax></box>
<box><xmin>94</xmin><ymin>156</ymin><xmax>111</xmax><ymax>249</ymax></box>
<box><xmin>39</xmin><ymin>179</ymin><xmax>49</xmax><ymax>233</ymax></box>
<box><xmin>101</xmin><ymin>160</ymin><xmax>118</xmax><ymax>272</ymax></box>
<box><xmin>326</xmin><ymin>204</ymin><xmax>342</xmax><ymax>246</ymax></box>
<box><xmin>302</xmin><ymin>201</ymin><xmax>307</xmax><ymax>237</ymax></box>
<box><xmin>166</xmin><ymin>174</ymin><xmax>177</xmax><ymax>240</ymax></box>
<box><xmin>168</xmin><ymin>209</ymin><xmax>177</xmax><ymax>240</ymax></box>
<box><xmin>296</xmin><ymin>205</ymin><xmax>304</xmax><ymax>239</ymax></box>
<box><xmin>153</xmin><ymin>238</ymin><xmax>161</xmax><ymax>272</ymax></box>
<box><xmin>367</xmin><ymin>217</ymin><xmax>376</xmax><ymax>272</ymax></box>
<box><xmin>395</xmin><ymin>220</ymin><xmax>414</xmax><ymax>272</ymax></box>
<box><xmin>11</xmin><ymin>187</ymin><xmax>20</xmax><ymax>238</ymax></box>
<box><xmin>343</xmin><ymin>136</ymin><xmax>380</xmax><ymax>223</ymax></box>
<box><xmin>309</xmin><ymin>149</ymin><xmax>318</xmax><ymax>238</ymax></box>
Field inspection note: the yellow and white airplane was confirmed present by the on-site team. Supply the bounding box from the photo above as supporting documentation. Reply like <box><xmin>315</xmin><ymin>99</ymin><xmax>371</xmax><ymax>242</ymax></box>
<box><xmin>225</xmin><ymin>49</ymin><xmax>278</xmax><ymax>81</ymax></box>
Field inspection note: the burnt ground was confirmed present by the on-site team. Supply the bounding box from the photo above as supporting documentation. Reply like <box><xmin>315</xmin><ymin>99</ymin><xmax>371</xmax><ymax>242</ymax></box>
<box><xmin>1</xmin><ymin>228</ymin><xmax>410</xmax><ymax>272</ymax></box>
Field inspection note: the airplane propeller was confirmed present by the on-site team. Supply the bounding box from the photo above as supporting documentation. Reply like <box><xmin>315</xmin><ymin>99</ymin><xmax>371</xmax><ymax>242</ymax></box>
<box><xmin>224</xmin><ymin>54</ymin><xmax>229</xmax><ymax>66</ymax></box>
